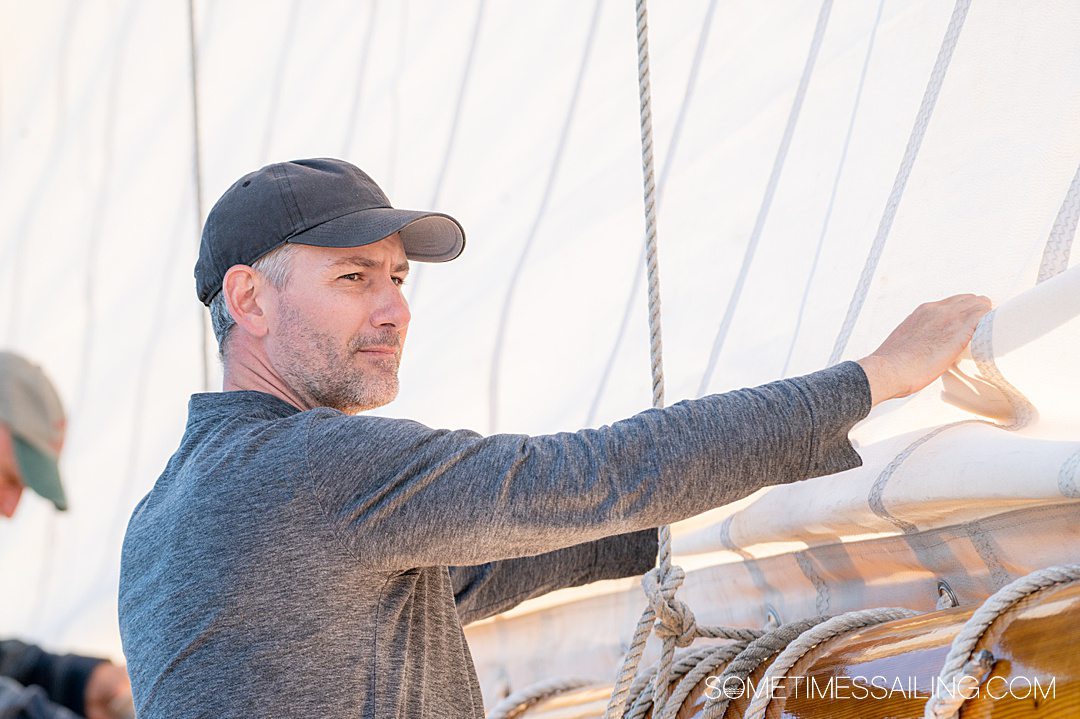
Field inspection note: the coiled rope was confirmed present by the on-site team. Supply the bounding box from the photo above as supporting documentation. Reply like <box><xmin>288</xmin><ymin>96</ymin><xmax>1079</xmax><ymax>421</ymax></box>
<box><xmin>603</xmin><ymin>2</ymin><xmax>766</xmax><ymax>717</ymax></box>
<box><xmin>923</xmin><ymin>563</ymin><xmax>1080</xmax><ymax>719</ymax></box>
<box><xmin>742</xmin><ymin>607</ymin><xmax>917</xmax><ymax>719</ymax></box>
<box><xmin>625</xmin><ymin>641</ymin><xmax>749</xmax><ymax>719</ymax></box>
<box><xmin>485</xmin><ymin>677</ymin><xmax>600</xmax><ymax>719</ymax></box>
<box><xmin>700</xmin><ymin>616</ymin><xmax>828</xmax><ymax>719</ymax></box>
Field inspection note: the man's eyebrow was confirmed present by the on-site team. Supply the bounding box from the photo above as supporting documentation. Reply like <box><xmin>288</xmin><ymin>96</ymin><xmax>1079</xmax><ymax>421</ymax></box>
<box><xmin>328</xmin><ymin>256</ymin><xmax>410</xmax><ymax>273</ymax></box>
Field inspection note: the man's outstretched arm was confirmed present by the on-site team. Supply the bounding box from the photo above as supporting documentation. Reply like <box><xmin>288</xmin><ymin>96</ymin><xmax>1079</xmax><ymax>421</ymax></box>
<box><xmin>306</xmin><ymin>295</ymin><xmax>990</xmax><ymax>571</ymax></box>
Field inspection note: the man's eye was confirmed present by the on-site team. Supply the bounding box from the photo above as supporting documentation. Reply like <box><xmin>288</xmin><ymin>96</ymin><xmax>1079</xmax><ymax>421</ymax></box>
<box><xmin>340</xmin><ymin>273</ymin><xmax>362</xmax><ymax>281</ymax></box>
<box><xmin>393</xmin><ymin>276</ymin><xmax>407</xmax><ymax>287</ymax></box>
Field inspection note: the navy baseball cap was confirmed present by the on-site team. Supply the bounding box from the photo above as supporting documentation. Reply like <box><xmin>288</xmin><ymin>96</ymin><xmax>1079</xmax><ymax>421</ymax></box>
<box><xmin>195</xmin><ymin>158</ymin><xmax>466</xmax><ymax>305</ymax></box>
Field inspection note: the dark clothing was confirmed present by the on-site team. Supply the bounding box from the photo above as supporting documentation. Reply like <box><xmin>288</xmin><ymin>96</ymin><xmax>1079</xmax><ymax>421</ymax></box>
<box><xmin>0</xmin><ymin>640</ymin><xmax>101</xmax><ymax>718</ymax></box>
<box><xmin>118</xmin><ymin>361</ymin><xmax>871</xmax><ymax>718</ymax></box>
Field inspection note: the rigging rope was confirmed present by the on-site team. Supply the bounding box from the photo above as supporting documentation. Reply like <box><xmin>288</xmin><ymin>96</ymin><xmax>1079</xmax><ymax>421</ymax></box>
<box><xmin>829</xmin><ymin>0</ymin><xmax>972</xmax><ymax>365</ymax></box>
<box><xmin>405</xmin><ymin>0</ymin><xmax>486</xmax><ymax>306</ymax></box>
<box><xmin>602</xmin><ymin>2</ymin><xmax>765</xmax><ymax>716</ymax></box>
<box><xmin>340</xmin><ymin>0</ymin><xmax>379</xmax><ymax>158</ymax></box>
<box><xmin>701</xmin><ymin>616</ymin><xmax>828</xmax><ymax>719</ymax></box>
<box><xmin>1036</xmin><ymin>158</ymin><xmax>1080</xmax><ymax>283</ymax></box>
<box><xmin>742</xmin><ymin>607</ymin><xmax>916</xmax><ymax>719</ymax></box>
<box><xmin>586</xmin><ymin>0</ymin><xmax>719</xmax><ymax>427</ymax></box>
<box><xmin>924</xmin><ymin>563</ymin><xmax>1080</xmax><ymax>719</ymax></box>
<box><xmin>186</xmin><ymin>0</ymin><xmax>210</xmax><ymax>391</ymax></box>
<box><xmin>485</xmin><ymin>677</ymin><xmax>600</xmax><ymax>719</ymax></box>
<box><xmin>487</xmin><ymin>0</ymin><xmax>604</xmax><ymax>433</ymax></box>
<box><xmin>698</xmin><ymin>0</ymin><xmax>833</xmax><ymax>395</ymax></box>
<box><xmin>782</xmin><ymin>0</ymin><xmax>885</xmax><ymax>376</ymax></box>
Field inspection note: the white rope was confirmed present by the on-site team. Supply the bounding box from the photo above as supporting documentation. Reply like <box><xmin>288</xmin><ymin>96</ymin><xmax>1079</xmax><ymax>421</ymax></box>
<box><xmin>487</xmin><ymin>0</ymin><xmax>604</xmax><ymax>433</ymax></box>
<box><xmin>829</xmin><ymin>0</ymin><xmax>972</xmax><ymax>365</ymax></box>
<box><xmin>923</xmin><ymin>563</ymin><xmax>1080</xmax><ymax>719</ymax></box>
<box><xmin>782</xmin><ymin>0</ymin><xmax>885</xmax><ymax>376</ymax></box>
<box><xmin>742</xmin><ymin>607</ymin><xmax>917</xmax><ymax>719</ymax></box>
<box><xmin>585</xmin><ymin>0</ymin><xmax>719</xmax><ymax>427</ymax></box>
<box><xmin>698</xmin><ymin>0</ymin><xmax>833</xmax><ymax>395</ymax></box>
<box><xmin>602</xmin><ymin>2</ymin><xmax>667</xmax><ymax>714</ymax></box>
<box><xmin>1037</xmin><ymin>159</ymin><xmax>1080</xmax><ymax>283</ymax></box>
<box><xmin>654</xmin><ymin>642</ymin><xmax>745</xmax><ymax>719</ymax></box>
<box><xmin>485</xmin><ymin>677</ymin><xmax>599</xmax><ymax>719</ymax></box>
<box><xmin>701</xmin><ymin>616</ymin><xmax>828</xmax><ymax>719</ymax></box>
<box><xmin>402</xmin><ymin>0</ymin><xmax>485</xmax><ymax>306</ymax></box>
<box><xmin>624</xmin><ymin>642</ymin><xmax>746</xmax><ymax>719</ymax></box>
<box><xmin>186</xmin><ymin>0</ymin><xmax>210</xmax><ymax>391</ymax></box>
<box><xmin>602</xmin><ymin>2</ymin><xmax>766</xmax><ymax>715</ymax></box>
<box><xmin>968</xmin><ymin>309</ymin><xmax>1037</xmax><ymax>429</ymax></box>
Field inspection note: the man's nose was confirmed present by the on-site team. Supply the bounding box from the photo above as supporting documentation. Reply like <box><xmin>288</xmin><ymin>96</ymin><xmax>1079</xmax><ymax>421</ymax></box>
<box><xmin>371</xmin><ymin>280</ymin><xmax>411</xmax><ymax>329</ymax></box>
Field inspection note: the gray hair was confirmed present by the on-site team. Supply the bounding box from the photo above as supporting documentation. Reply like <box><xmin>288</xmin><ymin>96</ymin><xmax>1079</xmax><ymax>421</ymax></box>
<box><xmin>209</xmin><ymin>242</ymin><xmax>301</xmax><ymax>359</ymax></box>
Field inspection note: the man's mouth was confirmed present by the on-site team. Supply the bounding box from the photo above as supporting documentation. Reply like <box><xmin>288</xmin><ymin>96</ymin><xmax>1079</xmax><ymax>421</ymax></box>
<box><xmin>358</xmin><ymin>347</ymin><xmax>398</xmax><ymax>356</ymax></box>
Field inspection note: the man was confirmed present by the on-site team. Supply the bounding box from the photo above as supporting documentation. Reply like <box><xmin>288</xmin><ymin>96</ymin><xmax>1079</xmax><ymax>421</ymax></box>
<box><xmin>0</xmin><ymin>351</ymin><xmax>133</xmax><ymax>719</ymax></box>
<box><xmin>118</xmin><ymin>158</ymin><xmax>990</xmax><ymax>718</ymax></box>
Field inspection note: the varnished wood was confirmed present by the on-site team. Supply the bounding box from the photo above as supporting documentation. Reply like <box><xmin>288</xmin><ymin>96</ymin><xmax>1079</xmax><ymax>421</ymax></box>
<box><xmin>513</xmin><ymin>581</ymin><xmax>1080</xmax><ymax>718</ymax></box>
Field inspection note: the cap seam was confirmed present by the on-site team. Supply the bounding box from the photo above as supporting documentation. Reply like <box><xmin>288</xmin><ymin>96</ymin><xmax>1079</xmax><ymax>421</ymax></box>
<box><xmin>271</xmin><ymin>164</ymin><xmax>304</xmax><ymax>233</ymax></box>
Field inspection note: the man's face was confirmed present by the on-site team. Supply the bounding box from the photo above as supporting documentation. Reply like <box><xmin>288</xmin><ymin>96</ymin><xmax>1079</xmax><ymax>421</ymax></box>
<box><xmin>262</xmin><ymin>233</ymin><xmax>412</xmax><ymax>414</ymax></box>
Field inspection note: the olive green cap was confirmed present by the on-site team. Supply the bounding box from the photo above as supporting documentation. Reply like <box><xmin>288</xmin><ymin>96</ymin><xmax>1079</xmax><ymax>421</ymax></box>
<box><xmin>0</xmin><ymin>351</ymin><xmax>67</xmax><ymax>511</ymax></box>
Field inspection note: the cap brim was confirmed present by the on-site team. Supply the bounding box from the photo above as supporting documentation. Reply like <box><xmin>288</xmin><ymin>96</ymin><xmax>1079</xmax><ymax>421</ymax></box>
<box><xmin>12</xmin><ymin>435</ymin><xmax>67</xmax><ymax>511</ymax></box>
<box><xmin>287</xmin><ymin>207</ymin><xmax>465</xmax><ymax>262</ymax></box>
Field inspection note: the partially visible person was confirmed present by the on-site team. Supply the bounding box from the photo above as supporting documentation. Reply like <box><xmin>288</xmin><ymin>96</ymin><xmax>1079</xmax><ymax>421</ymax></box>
<box><xmin>0</xmin><ymin>351</ymin><xmax>132</xmax><ymax>719</ymax></box>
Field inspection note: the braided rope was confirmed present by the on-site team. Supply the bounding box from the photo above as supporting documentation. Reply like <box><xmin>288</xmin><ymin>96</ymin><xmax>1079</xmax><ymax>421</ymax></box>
<box><xmin>969</xmin><ymin>309</ymin><xmax>1038</xmax><ymax>430</ymax></box>
<box><xmin>1037</xmin><ymin>159</ymin><xmax>1080</xmax><ymax>283</ymax></box>
<box><xmin>655</xmin><ymin>643</ymin><xmax>747</xmax><ymax>719</ymax></box>
<box><xmin>742</xmin><ymin>607</ymin><xmax>917</xmax><ymax>719</ymax></box>
<box><xmin>485</xmin><ymin>677</ymin><xmax>600</xmax><ymax>719</ymax></box>
<box><xmin>829</xmin><ymin>0</ymin><xmax>972</xmax><ymax>364</ymax></box>
<box><xmin>924</xmin><ymin>563</ymin><xmax>1080</xmax><ymax>719</ymax></box>
<box><xmin>602</xmin><ymin>2</ymin><xmax>765</xmax><ymax>715</ymax></box>
<box><xmin>624</xmin><ymin>644</ymin><xmax>734</xmax><ymax>719</ymax></box>
<box><xmin>701</xmin><ymin>616</ymin><xmax>828</xmax><ymax>719</ymax></box>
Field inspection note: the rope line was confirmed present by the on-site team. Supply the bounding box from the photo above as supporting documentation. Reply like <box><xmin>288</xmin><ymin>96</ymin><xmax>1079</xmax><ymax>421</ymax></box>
<box><xmin>924</xmin><ymin>564</ymin><xmax>1080</xmax><ymax>719</ymax></box>
<box><xmin>485</xmin><ymin>677</ymin><xmax>599</xmax><ymax>719</ymax></box>
<box><xmin>968</xmin><ymin>309</ymin><xmax>1037</xmax><ymax>429</ymax></box>
<box><xmin>187</xmin><ymin>0</ymin><xmax>210</xmax><ymax>390</ymax></box>
<box><xmin>1036</xmin><ymin>158</ymin><xmax>1080</xmax><ymax>283</ymax></box>
<box><xmin>487</xmin><ymin>0</ymin><xmax>604</xmax><ymax>433</ymax></box>
<box><xmin>340</xmin><ymin>0</ymin><xmax>379</xmax><ymax>158</ymax></box>
<box><xmin>406</xmin><ymin>0</ymin><xmax>486</xmax><ymax>306</ymax></box>
<box><xmin>585</xmin><ymin>0</ymin><xmax>719</xmax><ymax>427</ymax></box>
<box><xmin>603</xmin><ymin>6</ymin><xmax>767</xmax><ymax>717</ymax></box>
<box><xmin>624</xmin><ymin>644</ymin><xmax>732</xmax><ymax>719</ymax></box>
<box><xmin>701</xmin><ymin>616</ymin><xmax>827</xmax><ymax>719</ymax></box>
<box><xmin>697</xmin><ymin>0</ymin><xmax>833</xmax><ymax>395</ymax></box>
<box><xmin>1058</xmin><ymin>447</ymin><xmax>1080</xmax><ymax>498</ymax></box>
<box><xmin>743</xmin><ymin>607</ymin><xmax>916</xmax><ymax>719</ymax></box>
<box><xmin>385</xmin><ymin>0</ymin><xmax>409</xmax><ymax>192</ymax></box>
<box><xmin>782</xmin><ymin>0</ymin><xmax>884</xmax><ymax>376</ymax></box>
<box><xmin>829</xmin><ymin>0</ymin><xmax>972</xmax><ymax>365</ymax></box>
<box><xmin>258</xmin><ymin>0</ymin><xmax>302</xmax><ymax>162</ymax></box>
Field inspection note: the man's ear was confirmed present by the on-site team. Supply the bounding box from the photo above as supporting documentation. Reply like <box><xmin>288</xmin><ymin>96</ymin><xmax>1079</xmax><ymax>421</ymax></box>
<box><xmin>222</xmin><ymin>265</ymin><xmax>270</xmax><ymax>340</ymax></box>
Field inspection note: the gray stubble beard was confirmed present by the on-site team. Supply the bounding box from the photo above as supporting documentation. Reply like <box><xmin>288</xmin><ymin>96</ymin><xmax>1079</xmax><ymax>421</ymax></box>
<box><xmin>275</xmin><ymin>301</ymin><xmax>402</xmax><ymax>414</ymax></box>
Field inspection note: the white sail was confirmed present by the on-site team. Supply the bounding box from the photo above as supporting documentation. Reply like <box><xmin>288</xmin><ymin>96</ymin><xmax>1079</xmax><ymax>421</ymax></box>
<box><xmin>0</xmin><ymin>1</ymin><xmax>1077</xmax><ymax>710</ymax></box>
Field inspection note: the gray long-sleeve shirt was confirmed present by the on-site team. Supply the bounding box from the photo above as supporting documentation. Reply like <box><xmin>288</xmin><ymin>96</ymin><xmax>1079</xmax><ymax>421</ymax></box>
<box><xmin>118</xmin><ymin>361</ymin><xmax>870</xmax><ymax>718</ymax></box>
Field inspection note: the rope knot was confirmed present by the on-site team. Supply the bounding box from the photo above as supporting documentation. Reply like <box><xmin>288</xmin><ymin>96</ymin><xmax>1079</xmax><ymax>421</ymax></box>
<box><xmin>642</xmin><ymin>564</ymin><xmax>698</xmax><ymax>646</ymax></box>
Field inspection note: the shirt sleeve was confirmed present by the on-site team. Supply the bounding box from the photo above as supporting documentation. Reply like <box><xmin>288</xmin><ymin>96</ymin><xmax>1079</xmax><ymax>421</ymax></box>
<box><xmin>0</xmin><ymin>640</ymin><xmax>103</xmax><ymax>716</ymax></box>
<box><xmin>451</xmin><ymin>528</ymin><xmax>658</xmax><ymax>625</ymax></box>
<box><xmin>303</xmin><ymin>361</ymin><xmax>871</xmax><ymax>571</ymax></box>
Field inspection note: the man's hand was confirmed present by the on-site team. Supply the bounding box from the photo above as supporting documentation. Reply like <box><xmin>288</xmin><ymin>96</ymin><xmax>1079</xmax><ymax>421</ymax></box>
<box><xmin>856</xmin><ymin>294</ymin><xmax>992</xmax><ymax>407</ymax></box>
<box><xmin>84</xmin><ymin>661</ymin><xmax>134</xmax><ymax>719</ymax></box>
